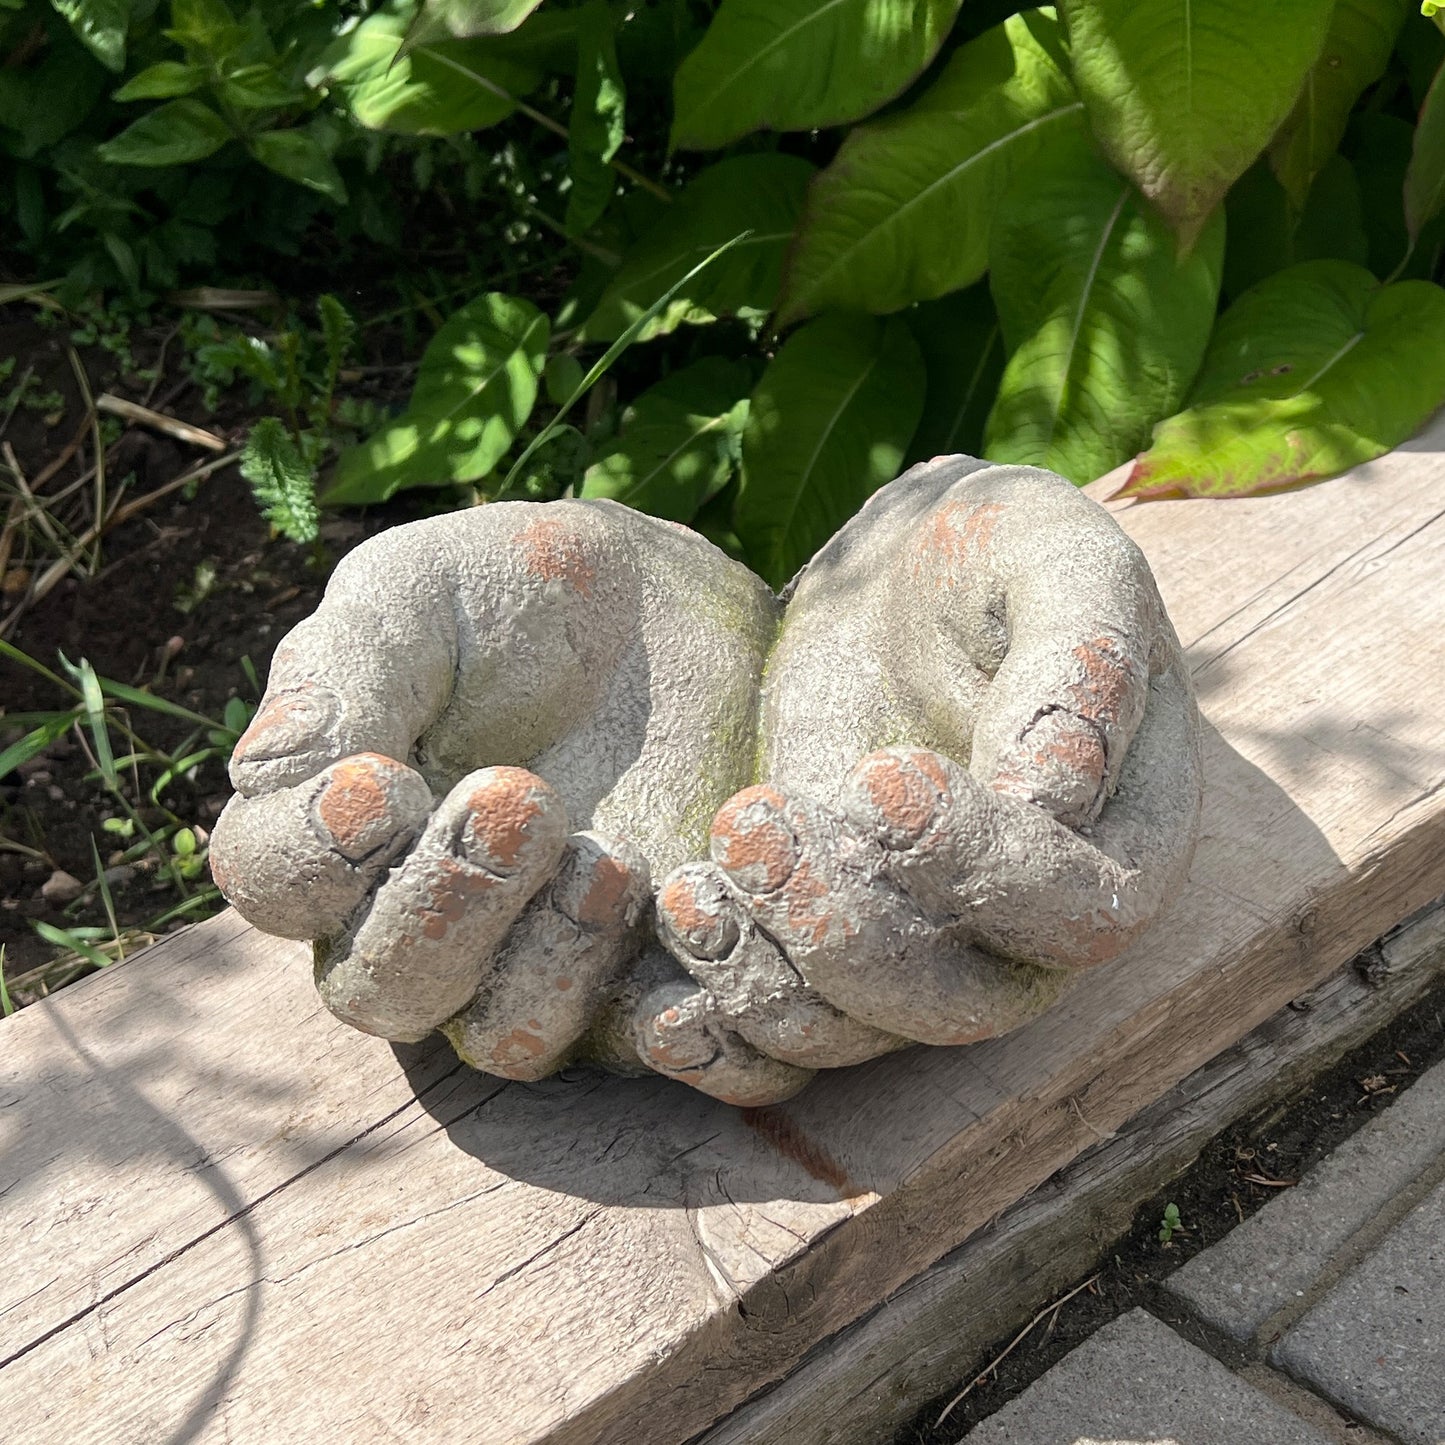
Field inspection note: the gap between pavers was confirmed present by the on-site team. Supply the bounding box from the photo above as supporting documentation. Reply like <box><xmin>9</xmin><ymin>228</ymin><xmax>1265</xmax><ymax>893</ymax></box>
<box><xmin>963</xmin><ymin>1309</ymin><xmax>1334</xmax><ymax>1444</ymax></box>
<box><xmin>1272</xmin><ymin>1173</ymin><xmax>1445</xmax><ymax>1445</ymax></box>
<box><xmin>1165</xmin><ymin>1054</ymin><xmax>1445</xmax><ymax>1341</ymax></box>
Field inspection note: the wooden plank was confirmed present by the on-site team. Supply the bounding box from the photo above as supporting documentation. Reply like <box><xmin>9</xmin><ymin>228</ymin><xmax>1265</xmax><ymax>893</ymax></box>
<box><xmin>4</xmin><ymin>415</ymin><xmax>1445</xmax><ymax>1445</ymax></box>
<box><xmin>703</xmin><ymin>902</ymin><xmax>1445</xmax><ymax>1445</ymax></box>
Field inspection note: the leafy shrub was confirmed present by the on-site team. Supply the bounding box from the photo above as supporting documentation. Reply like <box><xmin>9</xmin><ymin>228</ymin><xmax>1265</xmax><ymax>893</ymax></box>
<box><xmin>7</xmin><ymin>0</ymin><xmax>1445</xmax><ymax>587</ymax></box>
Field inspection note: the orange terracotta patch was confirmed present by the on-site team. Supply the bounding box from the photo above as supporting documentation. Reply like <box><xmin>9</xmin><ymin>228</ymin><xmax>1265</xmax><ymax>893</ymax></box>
<box><xmin>417</xmin><ymin>856</ymin><xmax>494</xmax><ymax>941</ymax></box>
<box><xmin>856</xmin><ymin>752</ymin><xmax>943</xmax><ymax>842</ymax></box>
<box><xmin>711</xmin><ymin>786</ymin><xmax>797</xmax><ymax>893</ymax></box>
<box><xmin>466</xmin><ymin>768</ymin><xmax>548</xmax><ymax>870</ymax></box>
<box><xmin>1067</xmin><ymin>636</ymin><xmax>1139</xmax><ymax>727</ymax></box>
<box><xmin>316</xmin><ymin>754</ymin><xmax>394</xmax><ymax>854</ymax></box>
<box><xmin>491</xmin><ymin>1027</ymin><xmax>547</xmax><ymax>1069</ymax></box>
<box><xmin>512</xmin><ymin>516</ymin><xmax>597</xmax><ymax>597</ymax></box>
<box><xmin>912</xmin><ymin>500</ymin><xmax>1006</xmax><ymax>586</ymax></box>
<box><xmin>574</xmin><ymin>852</ymin><xmax>633</xmax><ymax>929</ymax></box>
<box><xmin>658</xmin><ymin>875</ymin><xmax>714</xmax><ymax>938</ymax></box>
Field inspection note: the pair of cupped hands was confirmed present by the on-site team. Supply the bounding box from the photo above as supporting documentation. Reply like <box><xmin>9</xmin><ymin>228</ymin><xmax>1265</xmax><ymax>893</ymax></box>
<box><xmin>211</xmin><ymin>456</ymin><xmax>1202</xmax><ymax>1106</ymax></box>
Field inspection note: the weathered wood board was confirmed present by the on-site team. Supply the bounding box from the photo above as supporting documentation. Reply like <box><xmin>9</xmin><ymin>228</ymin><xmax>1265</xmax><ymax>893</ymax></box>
<box><xmin>703</xmin><ymin>903</ymin><xmax>1445</xmax><ymax>1445</ymax></box>
<box><xmin>4</xmin><ymin>415</ymin><xmax>1445</xmax><ymax>1444</ymax></box>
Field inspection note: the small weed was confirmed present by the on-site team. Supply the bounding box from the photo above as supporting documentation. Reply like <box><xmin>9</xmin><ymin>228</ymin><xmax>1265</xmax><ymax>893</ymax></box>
<box><xmin>0</xmin><ymin>635</ymin><xmax>257</xmax><ymax>1002</ymax></box>
<box><xmin>1158</xmin><ymin>1202</ymin><xmax>1185</xmax><ymax>1245</ymax></box>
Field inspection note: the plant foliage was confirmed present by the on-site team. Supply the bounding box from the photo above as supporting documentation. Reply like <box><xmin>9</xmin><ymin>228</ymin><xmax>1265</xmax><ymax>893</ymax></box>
<box><xmin>4</xmin><ymin>0</ymin><xmax>1445</xmax><ymax>577</ymax></box>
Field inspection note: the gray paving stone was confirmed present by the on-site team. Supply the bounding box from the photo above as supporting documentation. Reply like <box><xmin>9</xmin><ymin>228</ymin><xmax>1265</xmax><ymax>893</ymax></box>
<box><xmin>966</xmin><ymin>1309</ymin><xmax>1332</xmax><ymax>1444</ymax></box>
<box><xmin>1167</xmin><ymin>1057</ymin><xmax>1445</xmax><ymax>1340</ymax></box>
<box><xmin>1274</xmin><ymin>1175</ymin><xmax>1445</xmax><ymax>1445</ymax></box>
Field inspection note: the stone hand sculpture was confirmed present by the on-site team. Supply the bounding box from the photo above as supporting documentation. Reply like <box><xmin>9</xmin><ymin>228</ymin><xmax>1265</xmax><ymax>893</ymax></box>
<box><xmin>211</xmin><ymin>455</ymin><xmax>1202</xmax><ymax>1106</ymax></box>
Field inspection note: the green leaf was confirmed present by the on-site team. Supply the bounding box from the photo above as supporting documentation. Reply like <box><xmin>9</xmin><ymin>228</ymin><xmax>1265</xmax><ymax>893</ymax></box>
<box><xmin>565</xmin><ymin>1</ymin><xmax>625</xmax><ymax>235</ymax></box>
<box><xmin>318</xmin><ymin>293</ymin><xmax>356</xmax><ymax>397</ymax></box>
<box><xmin>327</xmin><ymin>293</ymin><xmax>549</xmax><ymax>503</ymax></box>
<box><xmin>51</xmin><ymin>0</ymin><xmax>129</xmax><ymax>72</ymax></box>
<box><xmin>984</xmin><ymin>136</ymin><xmax>1225</xmax><ymax>484</ymax></box>
<box><xmin>672</xmin><ymin>0</ymin><xmax>966</xmax><ymax>151</ymax></box>
<box><xmin>581</xmin><ymin>358</ymin><xmax>752</xmax><ymax>520</ymax></box>
<box><xmin>904</xmin><ymin>284</ymin><xmax>1005</xmax><ymax>465</ymax></box>
<box><xmin>1117</xmin><ymin>260</ymin><xmax>1445</xmax><ymax>499</ymax></box>
<box><xmin>405</xmin><ymin>0</ymin><xmax>544</xmax><ymax>48</ymax></box>
<box><xmin>59</xmin><ymin>653</ymin><xmax>117</xmax><ymax>789</ymax></box>
<box><xmin>544</xmin><ymin>353</ymin><xmax>584</xmax><ymax>405</ymax></box>
<box><xmin>778</xmin><ymin>9</ymin><xmax>1082</xmax><ymax>326</ymax></box>
<box><xmin>241</xmin><ymin>418</ymin><xmax>320</xmax><ymax>543</ymax></box>
<box><xmin>113</xmin><ymin>60</ymin><xmax>204</xmax><ymax>100</ymax></box>
<box><xmin>1268</xmin><ymin>0</ymin><xmax>1409</xmax><ymax>209</ymax></box>
<box><xmin>316</xmin><ymin>7</ymin><xmax>540</xmax><ymax>135</ymax></box>
<box><xmin>249</xmin><ymin>128</ymin><xmax>348</xmax><ymax>204</ymax></box>
<box><xmin>33</xmin><ymin>920</ymin><xmax>113</xmax><ymax>970</ymax></box>
<box><xmin>1061</xmin><ymin>0</ymin><xmax>1335</xmax><ymax>245</ymax></box>
<box><xmin>96</xmin><ymin>97</ymin><xmax>230</xmax><ymax>166</ymax></box>
<box><xmin>1406</xmin><ymin>59</ymin><xmax>1445</xmax><ymax>248</ymax></box>
<box><xmin>0</xmin><ymin>712</ymin><xmax>82</xmax><ymax>783</ymax></box>
<box><xmin>735</xmin><ymin>312</ymin><xmax>925</xmax><ymax>588</ymax></box>
<box><xmin>581</xmin><ymin>154</ymin><xmax>813</xmax><ymax>343</ymax></box>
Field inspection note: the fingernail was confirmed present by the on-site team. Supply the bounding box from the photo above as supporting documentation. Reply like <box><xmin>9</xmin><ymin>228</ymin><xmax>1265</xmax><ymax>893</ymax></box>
<box><xmin>710</xmin><ymin>787</ymin><xmax>798</xmax><ymax>893</ymax></box>
<box><xmin>847</xmin><ymin>749</ymin><xmax>947</xmax><ymax>848</ymax></box>
<box><xmin>658</xmin><ymin>867</ymin><xmax>740</xmax><ymax>960</ymax></box>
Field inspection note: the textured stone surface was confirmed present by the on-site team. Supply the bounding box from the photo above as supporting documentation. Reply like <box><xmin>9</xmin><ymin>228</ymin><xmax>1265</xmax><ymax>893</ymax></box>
<box><xmin>966</xmin><ymin>1309</ymin><xmax>1333</xmax><ymax>1444</ymax></box>
<box><xmin>211</xmin><ymin>458</ymin><xmax>1203</xmax><ymax>1100</ymax></box>
<box><xmin>1168</xmin><ymin>1057</ymin><xmax>1445</xmax><ymax>1340</ymax></box>
<box><xmin>1273</xmin><ymin>1175</ymin><xmax>1445</xmax><ymax>1445</ymax></box>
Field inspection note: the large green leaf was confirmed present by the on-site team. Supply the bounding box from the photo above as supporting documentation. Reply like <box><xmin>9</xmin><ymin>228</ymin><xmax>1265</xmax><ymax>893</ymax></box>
<box><xmin>1117</xmin><ymin>260</ymin><xmax>1445</xmax><ymax>499</ymax></box>
<box><xmin>52</xmin><ymin>0</ymin><xmax>129</xmax><ymax>72</ymax></box>
<box><xmin>405</xmin><ymin>0</ymin><xmax>544</xmax><ymax>49</ymax></box>
<box><xmin>316</xmin><ymin>6</ymin><xmax>540</xmax><ymax>134</ymax></box>
<box><xmin>904</xmin><ymin>284</ymin><xmax>1004</xmax><ymax>465</ymax></box>
<box><xmin>984</xmin><ymin>136</ymin><xmax>1225</xmax><ymax>484</ymax></box>
<box><xmin>1268</xmin><ymin>0</ymin><xmax>1409</xmax><ymax>209</ymax></box>
<box><xmin>1061</xmin><ymin>0</ymin><xmax>1335</xmax><ymax>244</ymax></box>
<box><xmin>97</xmin><ymin>97</ymin><xmax>230</xmax><ymax>166</ymax></box>
<box><xmin>565</xmin><ymin>1</ymin><xmax>625</xmax><ymax>235</ymax></box>
<box><xmin>113</xmin><ymin>60</ymin><xmax>205</xmax><ymax>100</ymax></box>
<box><xmin>580</xmin><ymin>154</ymin><xmax>813</xmax><ymax>343</ymax></box>
<box><xmin>1406</xmin><ymin>59</ymin><xmax>1445</xmax><ymax>247</ymax></box>
<box><xmin>778</xmin><ymin>9</ymin><xmax>1082</xmax><ymax>325</ymax></box>
<box><xmin>672</xmin><ymin>0</ymin><xmax>966</xmax><ymax>151</ymax></box>
<box><xmin>580</xmin><ymin>358</ymin><xmax>752</xmax><ymax>520</ymax></box>
<box><xmin>735</xmin><ymin>312</ymin><xmax>924</xmax><ymax>587</ymax></box>
<box><xmin>326</xmin><ymin>293</ymin><xmax>549</xmax><ymax>503</ymax></box>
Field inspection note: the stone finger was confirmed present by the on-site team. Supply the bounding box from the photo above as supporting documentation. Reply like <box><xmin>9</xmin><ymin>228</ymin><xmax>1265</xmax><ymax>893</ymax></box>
<box><xmin>315</xmin><ymin>766</ymin><xmax>569</xmax><ymax>1041</ymax></box>
<box><xmin>210</xmin><ymin>752</ymin><xmax>433</xmax><ymax>939</ymax></box>
<box><xmin>841</xmin><ymin>708</ymin><xmax>1199</xmax><ymax>971</ymax></box>
<box><xmin>442</xmin><ymin>833</ymin><xmax>650</xmax><ymax>1081</ymax></box>
<box><xmin>708</xmin><ymin>785</ymin><xmax>1038</xmax><ymax>1046</ymax></box>
<box><xmin>656</xmin><ymin>863</ymin><xmax>900</xmax><ymax>1068</ymax></box>
<box><xmin>630</xmin><ymin>977</ymin><xmax>814</xmax><ymax>1107</ymax></box>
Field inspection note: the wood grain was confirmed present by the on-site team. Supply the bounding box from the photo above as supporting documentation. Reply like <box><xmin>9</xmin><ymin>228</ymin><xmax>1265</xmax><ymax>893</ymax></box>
<box><xmin>4</xmin><ymin>415</ymin><xmax>1445</xmax><ymax>1444</ymax></box>
<box><xmin>703</xmin><ymin>903</ymin><xmax>1445</xmax><ymax>1445</ymax></box>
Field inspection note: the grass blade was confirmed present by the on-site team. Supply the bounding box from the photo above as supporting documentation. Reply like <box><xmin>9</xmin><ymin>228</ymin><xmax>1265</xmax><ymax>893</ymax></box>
<box><xmin>32</xmin><ymin>920</ymin><xmax>114</xmax><ymax>971</ymax></box>
<box><xmin>500</xmin><ymin>230</ymin><xmax>752</xmax><ymax>494</ymax></box>
<box><xmin>0</xmin><ymin>712</ymin><xmax>82</xmax><ymax>779</ymax></box>
<box><xmin>61</xmin><ymin>654</ymin><xmax>118</xmax><ymax>789</ymax></box>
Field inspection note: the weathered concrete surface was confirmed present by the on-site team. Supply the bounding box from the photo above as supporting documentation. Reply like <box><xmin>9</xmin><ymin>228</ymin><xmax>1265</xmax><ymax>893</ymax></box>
<box><xmin>1168</xmin><ymin>1056</ymin><xmax>1445</xmax><ymax>1340</ymax></box>
<box><xmin>965</xmin><ymin>1309</ymin><xmax>1333</xmax><ymax>1444</ymax></box>
<box><xmin>1272</xmin><ymin>1176</ymin><xmax>1445</xmax><ymax>1445</ymax></box>
<box><xmin>211</xmin><ymin>459</ymin><xmax>1203</xmax><ymax>1099</ymax></box>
